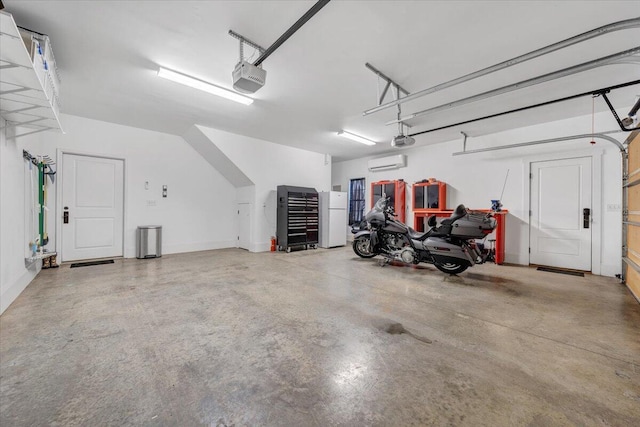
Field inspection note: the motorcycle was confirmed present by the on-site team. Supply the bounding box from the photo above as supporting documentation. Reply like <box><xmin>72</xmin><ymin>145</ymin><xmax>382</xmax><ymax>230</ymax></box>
<box><xmin>352</xmin><ymin>196</ymin><xmax>497</xmax><ymax>274</ymax></box>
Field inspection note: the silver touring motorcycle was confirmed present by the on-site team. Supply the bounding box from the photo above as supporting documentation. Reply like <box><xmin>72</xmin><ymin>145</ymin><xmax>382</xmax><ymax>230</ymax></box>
<box><xmin>352</xmin><ymin>196</ymin><xmax>497</xmax><ymax>274</ymax></box>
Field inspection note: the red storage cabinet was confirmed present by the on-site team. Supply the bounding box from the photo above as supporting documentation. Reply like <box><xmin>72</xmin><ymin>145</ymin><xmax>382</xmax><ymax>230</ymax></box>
<box><xmin>371</xmin><ymin>180</ymin><xmax>407</xmax><ymax>223</ymax></box>
<box><xmin>413</xmin><ymin>180</ymin><xmax>446</xmax><ymax>211</ymax></box>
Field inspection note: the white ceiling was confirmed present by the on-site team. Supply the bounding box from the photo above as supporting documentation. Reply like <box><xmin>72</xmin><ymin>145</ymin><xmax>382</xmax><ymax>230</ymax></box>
<box><xmin>5</xmin><ymin>1</ymin><xmax>640</xmax><ymax>161</ymax></box>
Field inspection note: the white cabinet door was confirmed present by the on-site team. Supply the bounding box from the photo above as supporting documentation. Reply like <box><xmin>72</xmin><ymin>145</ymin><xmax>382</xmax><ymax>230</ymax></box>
<box><xmin>530</xmin><ymin>157</ymin><xmax>591</xmax><ymax>270</ymax></box>
<box><xmin>61</xmin><ymin>154</ymin><xmax>124</xmax><ymax>261</ymax></box>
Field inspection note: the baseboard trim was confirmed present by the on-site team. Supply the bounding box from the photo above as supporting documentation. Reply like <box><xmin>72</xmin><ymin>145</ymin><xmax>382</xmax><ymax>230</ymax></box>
<box><xmin>599</xmin><ymin>264</ymin><xmax>620</xmax><ymax>278</ymax></box>
<box><xmin>1</xmin><ymin>262</ymin><xmax>40</xmax><ymax>315</ymax></box>
<box><xmin>251</xmin><ymin>242</ymin><xmax>271</xmax><ymax>253</ymax></box>
<box><xmin>504</xmin><ymin>253</ymin><xmax>527</xmax><ymax>265</ymax></box>
<box><xmin>150</xmin><ymin>240</ymin><xmax>237</xmax><ymax>257</ymax></box>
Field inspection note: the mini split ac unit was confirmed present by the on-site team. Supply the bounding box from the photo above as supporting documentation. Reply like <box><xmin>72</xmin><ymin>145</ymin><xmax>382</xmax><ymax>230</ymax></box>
<box><xmin>367</xmin><ymin>154</ymin><xmax>406</xmax><ymax>172</ymax></box>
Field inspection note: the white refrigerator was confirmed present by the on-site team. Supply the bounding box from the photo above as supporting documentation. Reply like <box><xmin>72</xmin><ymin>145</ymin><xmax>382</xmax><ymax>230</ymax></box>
<box><xmin>319</xmin><ymin>191</ymin><xmax>347</xmax><ymax>248</ymax></box>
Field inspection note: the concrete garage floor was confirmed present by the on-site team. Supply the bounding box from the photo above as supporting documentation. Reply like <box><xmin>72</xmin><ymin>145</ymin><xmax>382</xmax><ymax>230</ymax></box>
<box><xmin>1</xmin><ymin>248</ymin><xmax>639</xmax><ymax>426</ymax></box>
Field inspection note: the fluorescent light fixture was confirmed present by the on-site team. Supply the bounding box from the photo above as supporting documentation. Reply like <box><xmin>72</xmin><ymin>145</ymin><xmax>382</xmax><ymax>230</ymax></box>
<box><xmin>337</xmin><ymin>130</ymin><xmax>376</xmax><ymax>146</ymax></box>
<box><xmin>157</xmin><ymin>67</ymin><xmax>253</xmax><ymax>105</ymax></box>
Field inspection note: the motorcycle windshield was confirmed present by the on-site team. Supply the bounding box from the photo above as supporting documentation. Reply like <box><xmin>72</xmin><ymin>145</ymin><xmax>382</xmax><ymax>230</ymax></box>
<box><xmin>364</xmin><ymin>197</ymin><xmax>387</xmax><ymax>217</ymax></box>
<box><xmin>374</xmin><ymin>197</ymin><xmax>387</xmax><ymax>211</ymax></box>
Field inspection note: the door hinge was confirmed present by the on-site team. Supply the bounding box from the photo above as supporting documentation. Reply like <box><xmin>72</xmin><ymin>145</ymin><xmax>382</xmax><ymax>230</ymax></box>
<box><xmin>237</xmin><ymin>210</ymin><xmax>240</xmax><ymax>214</ymax></box>
<box><xmin>529</xmin><ymin>247</ymin><xmax>531</xmax><ymax>253</ymax></box>
<box><xmin>529</xmin><ymin>172</ymin><xmax>533</xmax><ymax>179</ymax></box>
<box><xmin>237</xmin><ymin>236</ymin><xmax>239</xmax><ymax>240</ymax></box>
<box><xmin>529</xmin><ymin>210</ymin><xmax>532</xmax><ymax>216</ymax></box>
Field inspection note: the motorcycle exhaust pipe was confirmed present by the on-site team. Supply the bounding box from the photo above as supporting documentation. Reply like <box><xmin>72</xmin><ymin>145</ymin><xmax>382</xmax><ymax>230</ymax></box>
<box><xmin>469</xmin><ymin>245</ymin><xmax>482</xmax><ymax>263</ymax></box>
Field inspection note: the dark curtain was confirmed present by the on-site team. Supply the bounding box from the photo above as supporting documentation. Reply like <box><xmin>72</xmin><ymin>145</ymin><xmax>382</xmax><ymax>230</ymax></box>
<box><xmin>348</xmin><ymin>178</ymin><xmax>365</xmax><ymax>225</ymax></box>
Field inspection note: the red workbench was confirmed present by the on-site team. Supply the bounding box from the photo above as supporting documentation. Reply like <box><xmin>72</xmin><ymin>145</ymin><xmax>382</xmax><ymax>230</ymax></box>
<box><xmin>413</xmin><ymin>209</ymin><xmax>508</xmax><ymax>265</ymax></box>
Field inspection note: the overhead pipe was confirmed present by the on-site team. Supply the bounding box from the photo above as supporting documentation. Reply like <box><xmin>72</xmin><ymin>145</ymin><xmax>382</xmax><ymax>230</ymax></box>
<box><xmin>407</xmin><ymin>79</ymin><xmax>640</xmax><ymax>138</ymax></box>
<box><xmin>452</xmin><ymin>132</ymin><xmax>625</xmax><ymax>156</ymax></box>
<box><xmin>387</xmin><ymin>46</ymin><xmax>640</xmax><ymax>125</ymax></box>
<box><xmin>253</xmin><ymin>0</ymin><xmax>331</xmax><ymax>66</ymax></box>
<box><xmin>363</xmin><ymin>17</ymin><xmax>640</xmax><ymax>116</ymax></box>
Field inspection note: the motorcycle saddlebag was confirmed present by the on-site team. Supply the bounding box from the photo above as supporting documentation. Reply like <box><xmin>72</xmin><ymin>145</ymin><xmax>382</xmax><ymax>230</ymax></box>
<box><xmin>450</xmin><ymin>212</ymin><xmax>496</xmax><ymax>239</ymax></box>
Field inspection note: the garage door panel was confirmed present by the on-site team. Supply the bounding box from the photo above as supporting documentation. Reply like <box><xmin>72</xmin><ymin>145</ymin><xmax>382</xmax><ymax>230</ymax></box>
<box><xmin>629</xmin><ymin>139</ymin><xmax>639</xmax><ymax>173</ymax></box>
<box><xmin>628</xmin><ymin>225</ymin><xmax>640</xmax><ymax>266</ymax></box>
<box><xmin>626</xmin><ymin>132</ymin><xmax>639</xmax><ymax>302</ymax></box>
<box><xmin>629</xmin><ymin>185</ymin><xmax>640</xmax><ymax>212</ymax></box>
<box><xmin>625</xmin><ymin>265</ymin><xmax>640</xmax><ymax>302</ymax></box>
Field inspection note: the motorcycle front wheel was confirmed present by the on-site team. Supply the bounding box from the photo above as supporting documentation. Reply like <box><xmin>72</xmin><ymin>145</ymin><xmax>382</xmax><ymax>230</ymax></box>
<box><xmin>353</xmin><ymin>235</ymin><xmax>376</xmax><ymax>258</ymax></box>
<box><xmin>434</xmin><ymin>262</ymin><xmax>468</xmax><ymax>275</ymax></box>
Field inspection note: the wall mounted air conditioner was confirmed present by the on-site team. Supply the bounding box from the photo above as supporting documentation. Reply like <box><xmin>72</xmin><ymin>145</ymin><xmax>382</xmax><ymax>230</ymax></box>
<box><xmin>368</xmin><ymin>154</ymin><xmax>406</xmax><ymax>172</ymax></box>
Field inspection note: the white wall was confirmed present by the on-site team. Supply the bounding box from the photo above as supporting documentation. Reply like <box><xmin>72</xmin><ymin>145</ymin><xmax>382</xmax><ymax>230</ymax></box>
<box><xmin>23</xmin><ymin>114</ymin><xmax>238</xmax><ymax>260</ymax></box>
<box><xmin>332</xmin><ymin>111</ymin><xmax>625</xmax><ymax>277</ymax></box>
<box><xmin>0</xmin><ymin>118</ymin><xmax>42</xmax><ymax>314</ymax></box>
<box><xmin>195</xmin><ymin>125</ymin><xmax>332</xmax><ymax>252</ymax></box>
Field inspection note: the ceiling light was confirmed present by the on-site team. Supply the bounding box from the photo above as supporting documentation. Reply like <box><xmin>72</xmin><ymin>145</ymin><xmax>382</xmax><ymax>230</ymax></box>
<box><xmin>337</xmin><ymin>130</ymin><xmax>376</xmax><ymax>146</ymax></box>
<box><xmin>157</xmin><ymin>67</ymin><xmax>253</xmax><ymax>105</ymax></box>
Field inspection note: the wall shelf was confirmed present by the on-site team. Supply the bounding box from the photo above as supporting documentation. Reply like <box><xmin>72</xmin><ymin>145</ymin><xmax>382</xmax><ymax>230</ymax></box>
<box><xmin>24</xmin><ymin>251</ymin><xmax>57</xmax><ymax>268</ymax></box>
<box><xmin>0</xmin><ymin>11</ymin><xmax>63</xmax><ymax>138</ymax></box>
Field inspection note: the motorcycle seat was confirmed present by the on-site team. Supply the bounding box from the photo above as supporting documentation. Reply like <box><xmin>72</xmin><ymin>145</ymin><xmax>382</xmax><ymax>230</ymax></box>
<box><xmin>407</xmin><ymin>227</ymin><xmax>431</xmax><ymax>241</ymax></box>
<box><xmin>440</xmin><ymin>204</ymin><xmax>467</xmax><ymax>226</ymax></box>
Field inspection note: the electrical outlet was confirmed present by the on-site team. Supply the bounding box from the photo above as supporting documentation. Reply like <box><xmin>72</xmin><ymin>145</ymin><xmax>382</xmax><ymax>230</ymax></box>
<box><xmin>147</xmin><ymin>200</ymin><xmax>156</xmax><ymax>207</ymax></box>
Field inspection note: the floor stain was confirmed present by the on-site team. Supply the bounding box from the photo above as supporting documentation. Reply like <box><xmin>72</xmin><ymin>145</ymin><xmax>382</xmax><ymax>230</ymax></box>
<box><xmin>376</xmin><ymin>320</ymin><xmax>432</xmax><ymax>344</ymax></box>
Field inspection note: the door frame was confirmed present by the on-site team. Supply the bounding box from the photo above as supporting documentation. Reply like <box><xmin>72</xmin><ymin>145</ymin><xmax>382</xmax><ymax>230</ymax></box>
<box><xmin>236</xmin><ymin>202</ymin><xmax>251</xmax><ymax>250</ymax></box>
<box><xmin>523</xmin><ymin>148</ymin><xmax>603</xmax><ymax>275</ymax></box>
<box><xmin>56</xmin><ymin>149</ymin><xmax>127</xmax><ymax>261</ymax></box>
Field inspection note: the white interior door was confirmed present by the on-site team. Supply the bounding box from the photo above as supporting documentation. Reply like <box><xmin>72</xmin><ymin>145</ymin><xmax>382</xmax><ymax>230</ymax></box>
<box><xmin>61</xmin><ymin>154</ymin><xmax>124</xmax><ymax>261</ymax></box>
<box><xmin>530</xmin><ymin>157</ymin><xmax>592</xmax><ymax>270</ymax></box>
<box><xmin>237</xmin><ymin>203</ymin><xmax>250</xmax><ymax>250</ymax></box>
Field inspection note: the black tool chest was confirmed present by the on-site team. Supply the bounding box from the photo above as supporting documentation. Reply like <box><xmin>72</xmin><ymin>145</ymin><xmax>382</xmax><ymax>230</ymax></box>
<box><xmin>276</xmin><ymin>185</ymin><xmax>319</xmax><ymax>252</ymax></box>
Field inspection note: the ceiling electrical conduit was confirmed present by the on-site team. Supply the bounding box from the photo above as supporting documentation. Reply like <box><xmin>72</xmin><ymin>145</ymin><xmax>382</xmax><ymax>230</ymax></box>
<box><xmin>386</xmin><ymin>46</ymin><xmax>640</xmax><ymax>125</ymax></box>
<box><xmin>363</xmin><ymin>17</ymin><xmax>640</xmax><ymax>116</ymax></box>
